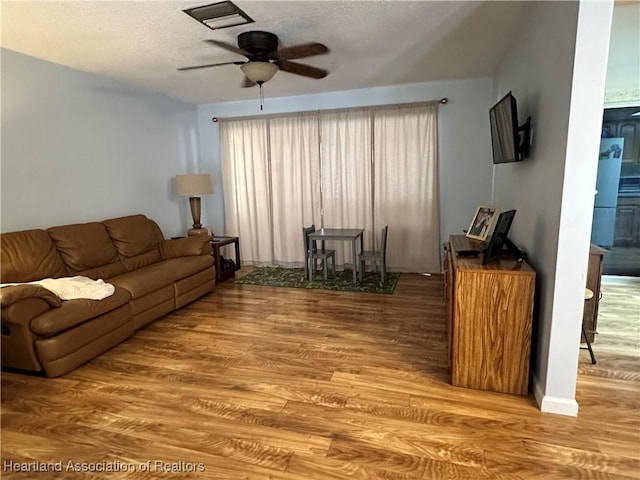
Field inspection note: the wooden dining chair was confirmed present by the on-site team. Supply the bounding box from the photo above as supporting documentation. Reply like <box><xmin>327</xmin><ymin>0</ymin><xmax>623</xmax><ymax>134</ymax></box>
<box><xmin>303</xmin><ymin>224</ymin><xmax>336</xmax><ymax>281</ymax></box>
<box><xmin>359</xmin><ymin>225</ymin><xmax>388</xmax><ymax>284</ymax></box>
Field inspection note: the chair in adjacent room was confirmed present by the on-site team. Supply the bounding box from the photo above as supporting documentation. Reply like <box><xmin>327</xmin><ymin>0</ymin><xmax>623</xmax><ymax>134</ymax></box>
<box><xmin>581</xmin><ymin>288</ymin><xmax>597</xmax><ymax>364</ymax></box>
<box><xmin>359</xmin><ymin>225</ymin><xmax>388</xmax><ymax>284</ymax></box>
<box><xmin>303</xmin><ymin>224</ymin><xmax>336</xmax><ymax>281</ymax></box>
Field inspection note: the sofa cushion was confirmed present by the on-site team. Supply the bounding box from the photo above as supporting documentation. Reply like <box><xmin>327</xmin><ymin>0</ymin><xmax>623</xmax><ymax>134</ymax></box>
<box><xmin>48</xmin><ymin>222</ymin><xmax>121</xmax><ymax>273</ymax></box>
<box><xmin>110</xmin><ymin>256</ymin><xmax>213</xmax><ymax>299</ymax></box>
<box><xmin>160</xmin><ymin>236</ymin><xmax>212</xmax><ymax>259</ymax></box>
<box><xmin>30</xmin><ymin>286</ymin><xmax>131</xmax><ymax>336</ymax></box>
<box><xmin>121</xmin><ymin>250</ymin><xmax>162</xmax><ymax>272</ymax></box>
<box><xmin>35</xmin><ymin>305</ymin><xmax>133</xmax><ymax>377</ymax></box>
<box><xmin>75</xmin><ymin>262</ymin><xmax>128</xmax><ymax>281</ymax></box>
<box><xmin>102</xmin><ymin>215</ymin><xmax>164</xmax><ymax>258</ymax></box>
<box><xmin>0</xmin><ymin>230</ymin><xmax>68</xmax><ymax>283</ymax></box>
<box><xmin>166</xmin><ymin>254</ymin><xmax>214</xmax><ymax>280</ymax></box>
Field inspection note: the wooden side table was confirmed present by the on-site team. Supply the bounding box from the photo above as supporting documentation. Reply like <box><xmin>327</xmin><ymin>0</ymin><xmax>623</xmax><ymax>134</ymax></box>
<box><xmin>211</xmin><ymin>236</ymin><xmax>241</xmax><ymax>283</ymax></box>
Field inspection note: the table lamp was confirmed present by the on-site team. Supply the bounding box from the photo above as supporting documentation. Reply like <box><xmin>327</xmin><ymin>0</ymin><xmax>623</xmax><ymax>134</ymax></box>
<box><xmin>175</xmin><ymin>174</ymin><xmax>214</xmax><ymax>236</ymax></box>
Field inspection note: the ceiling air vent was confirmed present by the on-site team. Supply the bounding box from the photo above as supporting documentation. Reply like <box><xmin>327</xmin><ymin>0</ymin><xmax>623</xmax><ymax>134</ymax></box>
<box><xmin>183</xmin><ymin>1</ymin><xmax>254</xmax><ymax>31</ymax></box>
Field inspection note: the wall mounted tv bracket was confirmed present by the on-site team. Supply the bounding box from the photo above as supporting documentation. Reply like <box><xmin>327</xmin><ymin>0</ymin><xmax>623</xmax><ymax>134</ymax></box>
<box><xmin>517</xmin><ymin>117</ymin><xmax>532</xmax><ymax>161</ymax></box>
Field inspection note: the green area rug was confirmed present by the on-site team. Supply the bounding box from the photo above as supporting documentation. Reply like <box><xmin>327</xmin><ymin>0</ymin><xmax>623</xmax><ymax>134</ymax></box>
<box><xmin>235</xmin><ymin>267</ymin><xmax>400</xmax><ymax>294</ymax></box>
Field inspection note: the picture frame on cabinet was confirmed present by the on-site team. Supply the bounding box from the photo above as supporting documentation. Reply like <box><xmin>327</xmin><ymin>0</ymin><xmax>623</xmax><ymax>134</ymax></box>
<box><xmin>466</xmin><ymin>205</ymin><xmax>498</xmax><ymax>242</ymax></box>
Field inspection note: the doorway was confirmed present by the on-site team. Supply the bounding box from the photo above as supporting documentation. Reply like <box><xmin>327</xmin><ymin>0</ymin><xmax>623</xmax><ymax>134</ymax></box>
<box><xmin>594</xmin><ymin>106</ymin><xmax>640</xmax><ymax>277</ymax></box>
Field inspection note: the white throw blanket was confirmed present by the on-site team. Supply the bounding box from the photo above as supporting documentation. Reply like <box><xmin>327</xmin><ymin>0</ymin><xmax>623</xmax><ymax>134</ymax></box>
<box><xmin>0</xmin><ymin>276</ymin><xmax>115</xmax><ymax>300</ymax></box>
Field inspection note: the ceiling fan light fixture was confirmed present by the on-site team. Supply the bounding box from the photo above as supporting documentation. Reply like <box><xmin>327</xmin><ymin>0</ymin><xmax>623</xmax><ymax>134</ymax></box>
<box><xmin>241</xmin><ymin>62</ymin><xmax>278</xmax><ymax>84</ymax></box>
<box><xmin>183</xmin><ymin>1</ymin><xmax>254</xmax><ymax>31</ymax></box>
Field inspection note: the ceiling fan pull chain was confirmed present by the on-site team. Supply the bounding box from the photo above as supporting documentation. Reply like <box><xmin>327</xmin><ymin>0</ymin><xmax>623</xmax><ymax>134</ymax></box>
<box><xmin>259</xmin><ymin>82</ymin><xmax>265</xmax><ymax>110</ymax></box>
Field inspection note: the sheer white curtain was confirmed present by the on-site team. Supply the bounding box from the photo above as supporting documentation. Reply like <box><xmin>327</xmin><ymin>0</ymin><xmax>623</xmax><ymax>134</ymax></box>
<box><xmin>373</xmin><ymin>103</ymin><xmax>440</xmax><ymax>272</ymax></box>
<box><xmin>221</xmin><ymin>114</ymin><xmax>321</xmax><ymax>266</ymax></box>
<box><xmin>219</xmin><ymin>101</ymin><xmax>440</xmax><ymax>272</ymax></box>
<box><xmin>220</xmin><ymin>118</ymin><xmax>273</xmax><ymax>265</ymax></box>
<box><xmin>269</xmin><ymin>113</ymin><xmax>321</xmax><ymax>266</ymax></box>
<box><xmin>320</xmin><ymin>109</ymin><xmax>373</xmax><ymax>268</ymax></box>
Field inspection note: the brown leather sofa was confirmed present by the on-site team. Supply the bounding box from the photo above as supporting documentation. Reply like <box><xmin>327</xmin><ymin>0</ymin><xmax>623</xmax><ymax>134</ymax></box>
<box><xmin>0</xmin><ymin>214</ymin><xmax>215</xmax><ymax>377</ymax></box>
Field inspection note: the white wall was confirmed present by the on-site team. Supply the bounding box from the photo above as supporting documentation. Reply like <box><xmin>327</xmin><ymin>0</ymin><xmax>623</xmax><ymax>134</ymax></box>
<box><xmin>1</xmin><ymin>48</ymin><xmax>201</xmax><ymax>238</ymax></box>
<box><xmin>491</xmin><ymin>1</ymin><xmax>613</xmax><ymax>415</ymax></box>
<box><xmin>197</xmin><ymin>78</ymin><xmax>495</xmax><ymax>254</ymax></box>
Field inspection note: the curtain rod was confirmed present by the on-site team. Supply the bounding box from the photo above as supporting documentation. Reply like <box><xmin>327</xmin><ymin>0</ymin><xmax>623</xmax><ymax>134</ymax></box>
<box><xmin>211</xmin><ymin>97</ymin><xmax>448</xmax><ymax>123</ymax></box>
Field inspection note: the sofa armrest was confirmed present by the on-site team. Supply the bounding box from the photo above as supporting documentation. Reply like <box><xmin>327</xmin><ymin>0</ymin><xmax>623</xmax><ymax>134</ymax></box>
<box><xmin>0</xmin><ymin>284</ymin><xmax>62</xmax><ymax>308</ymax></box>
<box><xmin>1</xmin><ymin>287</ymin><xmax>60</xmax><ymax>363</ymax></box>
<box><xmin>159</xmin><ymin>236</ymin><xmax>212</xmax><ymax>260</ymax></box>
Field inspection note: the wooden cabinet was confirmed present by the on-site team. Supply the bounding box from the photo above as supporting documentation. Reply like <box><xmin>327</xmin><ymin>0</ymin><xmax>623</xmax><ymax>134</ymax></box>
<box><xmin>443</xmin><ymin>243</ymin><xmax>454</xmax><ymax>367</ymax></box>
<box><xmin>603</xmin><ymin>108</ymin><xmax>640</xmax><ymax>164</ymax></box>
<box><xmin>446</xmin><ymin>235</ymin><xmax>535</xmax><ymax>396</ymax></box>
<box><xmin>583</xmin><ymin>245</ymin><xmax>607</xmax><ymax>343</ymax></box>
<box><xmin>618</xmin><ymin>122</ymin><xmax>640</xmax><ymax>164</ymax></box>
<box><xmin>614</xmin><ymin>198</ymin><xmax>640</xmax><ymax>246</ymax></box>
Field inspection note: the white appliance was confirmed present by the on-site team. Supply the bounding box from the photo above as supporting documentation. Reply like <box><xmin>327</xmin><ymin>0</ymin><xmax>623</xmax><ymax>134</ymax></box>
<box><xmin>591</xmin><ymin>138</ymin><xmax>624</xmax><ymax>247</ymax></box>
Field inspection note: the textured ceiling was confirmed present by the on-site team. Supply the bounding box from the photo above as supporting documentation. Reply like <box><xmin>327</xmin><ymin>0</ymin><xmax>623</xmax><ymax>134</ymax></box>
<box><xmin>1</xmin><ymin>1</ymin><xmax>635</xmax><ymax>106</ymax></box>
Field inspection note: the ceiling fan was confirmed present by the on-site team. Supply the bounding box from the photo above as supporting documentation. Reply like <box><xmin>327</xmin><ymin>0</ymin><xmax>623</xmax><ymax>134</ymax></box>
<box><xmin>178</xmin><ymin>30</ymin><xmax>329</xmax><ymax>88</ymax></box>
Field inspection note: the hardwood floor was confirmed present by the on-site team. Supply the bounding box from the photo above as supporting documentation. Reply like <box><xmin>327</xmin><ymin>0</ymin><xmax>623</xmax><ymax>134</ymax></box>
<box><xmin>1</xmin><ymin>271</ymin><xmax>638</xmax><ymax>479</ymax></box>
<box><xmin>577</xmin><ymin>275</ymin><xmax>640</xmax><ymax>387</ymax></box>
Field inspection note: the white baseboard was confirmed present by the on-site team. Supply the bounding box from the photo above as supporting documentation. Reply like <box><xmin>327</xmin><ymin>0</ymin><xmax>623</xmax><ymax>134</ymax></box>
<box><xmin>532</xmin><ymin>375</ymin><xmax>579</xmax><ymax>417</ymax></box>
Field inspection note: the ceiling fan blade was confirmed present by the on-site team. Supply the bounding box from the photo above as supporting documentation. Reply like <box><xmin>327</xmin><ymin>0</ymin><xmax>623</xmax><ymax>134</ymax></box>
<box><xmin>276</xmin><ymin>59</ymin><xmax>328</xmax><ymax>79</ymax></box>
<box><xmin>275</xmin><ymin>42</ymin><xmax>329</xmax><ymax>60</ymax></box>
<box><xmin>177</xmin><ymin>61</ymin><xmax>245</xmax><ymax>71</ymax></box>
<box><xmin>204</xmin><ymin>39</ymin><xmax>249</xmax><ymax>57</ymax></box>
<box><xmin>241</xmin><ymin>76</ymin><xmax>256</xmax><ymax>88</ymax></box>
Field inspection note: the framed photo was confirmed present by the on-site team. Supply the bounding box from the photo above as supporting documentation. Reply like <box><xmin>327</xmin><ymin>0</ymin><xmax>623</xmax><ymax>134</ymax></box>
<box><xmin>466</xmin><ymin>205</ymin><xmax>498</xmax><ymax>242</ymax></box>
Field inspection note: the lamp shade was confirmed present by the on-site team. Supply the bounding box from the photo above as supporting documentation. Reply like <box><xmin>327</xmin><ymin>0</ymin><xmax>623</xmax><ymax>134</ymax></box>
<box><xmin>241</xmin><ymin>61</ymin><xmax>278</xmax><ymax>84</ymax></box>
<box><xmin>175</xmin><ymin>174</ymin><xmax>213</xmax><ymax>196</ymax></box>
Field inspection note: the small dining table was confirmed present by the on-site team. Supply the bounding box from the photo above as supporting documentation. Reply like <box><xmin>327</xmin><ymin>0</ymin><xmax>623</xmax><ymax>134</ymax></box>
<box><xmin>307</xmin><ymin>228</ymin><xmax>364</xmax><ymax>284</ymax></box>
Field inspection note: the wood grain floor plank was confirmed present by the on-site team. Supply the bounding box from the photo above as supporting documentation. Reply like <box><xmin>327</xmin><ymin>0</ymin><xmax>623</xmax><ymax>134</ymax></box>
<box><xmin>113</xmin><ymin>401</ymin><xmax>331</xmax><ymax>458</ymax></box>
<box><xmin>326</xmin><ymin>437</ymin><xmax>493</xmax><ymax>478</ymax></box>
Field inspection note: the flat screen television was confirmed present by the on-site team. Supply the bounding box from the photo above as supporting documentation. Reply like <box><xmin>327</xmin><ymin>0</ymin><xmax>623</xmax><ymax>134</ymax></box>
<box><xmin>489</xmin><ymin>92</ymin><xmax>531</xmax><ymax>164</ymax></box>
<box><xmin>482</xmin><ymin>209</ymin><xmax>523</xmax><ymax>265</ymax></box>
